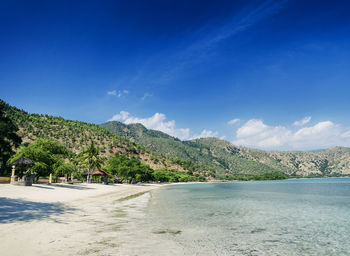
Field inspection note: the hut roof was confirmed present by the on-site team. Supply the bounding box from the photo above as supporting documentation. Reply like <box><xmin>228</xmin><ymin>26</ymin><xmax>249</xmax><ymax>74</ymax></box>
<box><xmin>92</xmin><ymin>170</ymin><xmax>110</xmax><ymax>176</ymax></box>
<box><xmin>10</xmin><ymin>155</ymin><xmax>34</xmax><ymax>166</ymax></box>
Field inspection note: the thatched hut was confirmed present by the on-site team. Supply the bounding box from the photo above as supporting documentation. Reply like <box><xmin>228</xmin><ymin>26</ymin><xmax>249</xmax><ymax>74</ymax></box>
<box><xmin>10</xmin><ymin>155</ymin><xmax>34</xmax><ymax>186</ymax></box>
<box><xmin>92</xmin><ymin>170</ymin><xmax>110</xmax><ymax>184</ymax></box>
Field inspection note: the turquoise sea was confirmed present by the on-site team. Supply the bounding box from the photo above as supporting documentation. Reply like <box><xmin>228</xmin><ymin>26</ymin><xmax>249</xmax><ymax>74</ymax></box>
<box><xmin>145</xmin><ymin>178</ymin><xmax>350</xmax><ymax>255</ymax></box>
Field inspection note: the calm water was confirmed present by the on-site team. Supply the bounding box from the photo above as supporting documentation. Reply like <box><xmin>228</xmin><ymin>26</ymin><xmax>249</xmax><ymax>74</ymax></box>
<box><xmin>146</xmin><ymin>178</ymin><xmax>350</xmax><ymax>256</ymax></box>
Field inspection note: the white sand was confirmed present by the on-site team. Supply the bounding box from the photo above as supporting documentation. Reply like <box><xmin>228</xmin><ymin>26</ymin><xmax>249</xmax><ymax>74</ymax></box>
<box><xmin>0</xmin><ymin>183</ymin><xmax>183</xmax><ymax>256</ymax></box>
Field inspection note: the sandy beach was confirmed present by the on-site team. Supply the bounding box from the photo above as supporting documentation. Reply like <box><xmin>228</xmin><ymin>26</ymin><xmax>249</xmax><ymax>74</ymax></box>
<box><xmin>0</xmin><ymin>182</ymin><xmax>183</xmax><ymax>256</ymax></box>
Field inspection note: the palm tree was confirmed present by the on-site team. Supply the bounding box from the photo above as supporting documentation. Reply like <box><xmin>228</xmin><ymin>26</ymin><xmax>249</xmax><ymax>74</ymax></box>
<box><xmin>79</xmin><ymin>142</ymin><xmax>104</xmax><ymax>183</ymax></box>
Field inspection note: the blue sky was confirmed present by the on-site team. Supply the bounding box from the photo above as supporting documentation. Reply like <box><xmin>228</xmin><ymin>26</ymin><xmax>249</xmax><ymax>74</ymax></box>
<box><xmin>1</xmin><ymin>0</ymin><xmax>350</xmax><ymax>150</ymax></box>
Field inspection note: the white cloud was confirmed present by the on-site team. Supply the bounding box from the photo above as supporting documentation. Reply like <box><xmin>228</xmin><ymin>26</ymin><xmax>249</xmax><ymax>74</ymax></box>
<box><xmin>341</xmin><ymin>130</ymin><xmax>350</xmax><ymax>138</ymax></box>
<box><xmin>191</xmin><ymin>129</ymin><xmax>219</xmax><ymax>140</ymax></box>
<box><xmin>107</xmin><ymin>89</ymin><xmax>129</xmax><ymax>97</ymax></box>
<box><xmin>234</xmin><ymin>119</ymin><xmax>291</xmax><ymax>148</ymax></box>
<box><xmin>108</xmin><ymin>111</ymin><xmax>350</xmax><ymax>150</ymax></box>
<box><xmin>108</xmin><ymin>111</ymin><xmax>218</xmax><ymax>141</ymax></box>
<box><xmin>233</xmin><ymin>119</ymin><xmax>348</xmax><ymax>150</ymax></box>
<box><xmin>227</xmin><ymin>118</ymin><xmax>240</xmax><ymax>125</ymax></box>
<box><xmin>293</xmin><ymin>116</ymin><xmax>311</xmax><ymax>126</ymax></box>
<box><xmin>107</xmin><ymin>90</ymin><xmax>116</xmax><ymax>96</ymax></box>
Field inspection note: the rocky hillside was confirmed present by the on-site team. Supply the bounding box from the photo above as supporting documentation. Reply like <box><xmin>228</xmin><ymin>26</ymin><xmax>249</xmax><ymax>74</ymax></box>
<box><xmin>101</xmin><ymin>121</ymin><xmax>350</xmax><ymax>176</ymax></box>
<box><xmin>267</xmin><ymin>147</ymin><xmax>350</xmax><ymax>176</ymax></box>
<box><xmin>101</xmin><ymin>121</ymin><xmax>283</xmax><ymax>175</ymax></box>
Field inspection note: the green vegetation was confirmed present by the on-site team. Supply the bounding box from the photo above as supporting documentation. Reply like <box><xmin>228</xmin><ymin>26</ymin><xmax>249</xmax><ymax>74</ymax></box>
<box><xmin>101</xmin><ymin>121</ymin><xmax>350</xmax><ymax>177</ymax></box>
<box><xmin>0</xmin><ymin>101</ymin><xmax>22</xmax><ymax>175</ymax></box>
<box><xmin>106</xmin><ymin>152</ymin><xmax>206</xmax><ymax>183</ymax></box>
<box><xmin>78</xmin><ymin>142</ymin><xmax>105</xmax><ymax>182</ymax></box>
<box><xmin>101</xmin><ymin>121</ymin><xmax>281</xmax><ymax>175</ymax></box>
<box><xmin>8</xmin><ymin>139</ymin><xmax>69</xmax><ymax>179</ymax></box>
<box><xmin>218</xmin><ymin>172</ymin><xmax>287</xmax><ymax>181</ymax></box>
<box><xmin>153</xmin><ymin>169</ymin><xmax>206</xmax><ymax>182</ymax></box>
<box><xmin>101</xmin><ymin>121</ymin><xmax>287</xmax><ymax>175</ymax></box>
<box><xmin>106</xmin><ymin>152</ymin><xmax>154</xmax><ymax>183</ymax></box>
<box><xmin>1</xmin><ymin>99</ymin><xmax>211</xmax><ymax>179</ymax></box>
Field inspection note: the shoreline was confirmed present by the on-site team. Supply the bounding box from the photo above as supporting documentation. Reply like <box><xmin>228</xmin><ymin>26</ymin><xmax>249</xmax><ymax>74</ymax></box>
<box><xmin>2</xmin><ymin>179</ymin><xmax>349</xmax><ymax>255</ymax></box>
<box><xmin>0</xmin><ymin>182</ymin><xmax>169</xmax><ymax>256</ymax></box>
<box><xmin>1</xmin><ymin>181</ymin><xmax>228</xmax><ymax>256</ymax></box>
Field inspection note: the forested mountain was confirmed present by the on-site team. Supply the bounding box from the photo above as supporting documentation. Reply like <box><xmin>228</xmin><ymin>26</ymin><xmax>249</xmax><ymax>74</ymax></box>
<box><xmin>0</xmin><ymin>100</ymin><xmax>210</xmax><ymax>177</ymax></box>
<box><xmin>101</xmin><ymin>121</ymin><xmax>350</xmax><ymax>176</ymax></box>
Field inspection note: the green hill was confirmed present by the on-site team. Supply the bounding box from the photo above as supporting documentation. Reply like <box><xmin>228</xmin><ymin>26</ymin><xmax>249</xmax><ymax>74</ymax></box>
<box><xmin>101</xmin><ymin>121</ymin><xmax>284</xmax><ymax>175</ymax></box>
<box><xmin>101</xmin><ymin>121</ymin><xmax>350</xmax><ymax>177</ymax></box>
<box><xmin>0</xmin><ymin>99</ymin><xmax>209</xmax><ymax>176</ymax></box>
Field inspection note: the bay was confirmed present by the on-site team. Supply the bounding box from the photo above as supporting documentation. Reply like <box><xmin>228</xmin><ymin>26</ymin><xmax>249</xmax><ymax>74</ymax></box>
<box><xmin>145</xmin><ymin>178</ymin><xmax>350</xmax><ymax>255</ymax></box>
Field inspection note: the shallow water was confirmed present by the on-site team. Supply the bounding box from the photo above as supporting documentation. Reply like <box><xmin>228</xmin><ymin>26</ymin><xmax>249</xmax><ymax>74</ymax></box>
<box><xmin>145</xmin><ymin>178</ymin><xmax>350</xmax><ymax>256</ymax></box>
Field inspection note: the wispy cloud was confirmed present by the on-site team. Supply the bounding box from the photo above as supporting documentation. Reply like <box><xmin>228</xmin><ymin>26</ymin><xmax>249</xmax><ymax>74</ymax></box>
<box><xmin>228</xmin><ymin>118</ymin><xmax>241</xmax><ymax>125</ymax></box>
<box><xmin>191</xmin><ymin>0</ymin><xmax>287</xmax><ymax>52</ymax></box>
<box><xmin>108</xmin><ymin>111</ymin><xmax>218</xmax><ymax>141</ymax></box>
<box><xmin>151</xmin><ymin>0</ymin><xmax>288</xmax><ymax>83</ymax></box>
<box><xmin>110</xmin><ymin>1</ymin><xmax>289</xmax><ymax>88</ymax></box>
<box><xmin>107</xmin><ymin>90</ymin><xmax>116</xmax><ymax>96</ymax></box>
<box><xmin>293</xmin><ymin>116</ymin><xmax>311</xmax><ymax>126</ymax></box>
<box><xmin>107</xmin><ymin>89</ymin><xmax>129</xmax><ymax>97</ymax></box>
<box><xmin>141</xmin><ymin>92</ymin><xmax>153</xmax><ymax>100</ymax></box>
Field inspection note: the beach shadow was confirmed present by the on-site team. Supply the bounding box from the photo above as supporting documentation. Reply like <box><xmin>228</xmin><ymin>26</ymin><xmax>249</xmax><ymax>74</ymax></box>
<box><xmin>31</xmin><ymin>185</ymin><xmax>55</xmax><ymax>190</ymax></box>
<box><xmin>49</xmin><ymin>184</ymin><xmax>94</xmax><ymax>190</ymax></box>
<box><xmin>0</xmin><ymin>197</ymin><xmax>75</xmax><ymax>223</ymax></box>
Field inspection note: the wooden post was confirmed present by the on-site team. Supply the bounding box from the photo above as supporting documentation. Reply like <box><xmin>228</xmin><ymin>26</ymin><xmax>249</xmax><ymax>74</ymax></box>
<box><xmin>11</xmin><ymin>165</ymin><xmax>15</xmax><ymax>177</ymax></box>
<box><xmin>49</xmin><ymin>173</ymin><xmax>52</xmax><ymax>184</ymax></box>
<box><xmin>10</xmin><ymin>165</ymin><xmax>16</xmax><ymax>184</ymax></box>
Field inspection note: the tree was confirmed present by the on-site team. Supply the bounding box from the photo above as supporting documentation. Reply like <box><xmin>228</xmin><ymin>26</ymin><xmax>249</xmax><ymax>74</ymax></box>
<box><xmin>79</xmin><ymin>142</ymin><xmax>104</xmax><ymax>182</ymax></box>
<box><xmin>0</xmin><ymin>101</ymin><xmax>22</xmax><ymax>175</ymax></box>
<box><xmin>54</xmin><ymin>163</ymin><xmax>77</xmax><ymax>182</ymax></box>
<box><xmin>106</xmin><ymin>152</ymin><xmax>154</xmax><ymax>183</ymax></box>
<box><xmin>9</xmin><ymin>139</ymin><xmax>68</xmax><ymax>179</ymax></box>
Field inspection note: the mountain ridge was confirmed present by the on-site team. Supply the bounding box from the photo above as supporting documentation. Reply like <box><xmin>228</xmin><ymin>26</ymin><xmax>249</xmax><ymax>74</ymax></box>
<box><xmin>101</xmin><ymin>121</ymin><xmax>350</xmax><ymax>176</ymax></box>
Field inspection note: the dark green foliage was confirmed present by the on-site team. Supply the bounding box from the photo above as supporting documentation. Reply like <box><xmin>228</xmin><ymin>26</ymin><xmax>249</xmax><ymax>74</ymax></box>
<box><xmin>9</xmin><ymin>139</ymin><xmax>69</xmax><ymax>178</ymax></box>
<box><xmin>78</xmin><ymin>142</ymin><xmax>104</xmax><ymax>171</ymax></box>
<box><xmin>319</xmin><ymin>159</ymin><xmax>329</xmax><ymax>173</ymax></box>
<box><xmin>153</xmin><ymin>169</ymin><xmax>206</xmax><ymax>182</ymax></box>
<box><xmin>106</xmin><ymin>152</ymin><xmax>154</xmax><ymax>183</ymax></box>
<box><xmin>106</xmin><ymin>152</ymin><xmax>206</xmax><ymax>183</ymax></box>
<box><xmin>218</xmin><ymin>172</ymin><xmax>287</xmax><ymax>181</ymax></box>
<box><xmin>0</xmin><ymin>100</ymin><xmax>22</xmax><ymax>175</ymax></box>
<box><xmin>54</xmin><ymin>163</ymin><xmax>77</xmax><ymax>177</ymax></box>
